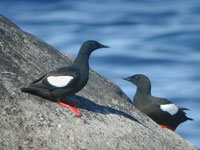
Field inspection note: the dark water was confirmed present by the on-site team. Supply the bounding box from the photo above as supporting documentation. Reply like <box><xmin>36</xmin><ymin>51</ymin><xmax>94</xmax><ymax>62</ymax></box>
<box><xmin>1</xmin><ymin>0</ymin><xmax>200</xmax><ymax>147</ymax></box>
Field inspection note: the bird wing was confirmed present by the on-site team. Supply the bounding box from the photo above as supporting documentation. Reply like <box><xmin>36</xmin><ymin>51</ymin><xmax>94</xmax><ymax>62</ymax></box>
<box><xmin>155</xmin><ymin>97</ymin><xmax>172</xmax><ymax>105</ymax></box>
<box><xmin>156</xmin><ymin>98</ymin><xmax>190</xmax><ymax>111</ymax></box>
<box><xmin>28</xmin><ymin>73</ymin><xmax>49</xmax><ymax>89</ymax></box>
<box><xmin>153</xmin><ymin>97</ymin><xmax>180</xmax><ymax>116</ymax></box>
<box><xmin>42</xmin><ymin>67</ymin><xmax>80</xmax><ymax>90</ymax></box>
<box><xmin>31</xmin><ymin>74</ymin><xmax>47</xmax><ymax>84</ymax></box>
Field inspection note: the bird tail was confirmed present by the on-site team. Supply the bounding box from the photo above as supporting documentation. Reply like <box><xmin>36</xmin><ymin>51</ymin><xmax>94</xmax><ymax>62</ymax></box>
<box><xmin>21</xmin><ymin>86</ymin><xmax>53</xmax><ymax>101</ymax></box>
<box><xmin>177</xmin><ymin>106</ymin><xmax>193</xmax><ymax>121</ymax></box>
<box><xmin>187</xmin><ymin>117</ymin><xmax>193</xmax><ymax>121</ymax></box>
<box><xmin>21</xmin><ymin>87</ymin><xmax>39</xmax><ymax>95</ymax></box>
<box><xmin>178</xmin><ymin>106</ymin><xmax>189</xmax><ymax>111</ymax></box>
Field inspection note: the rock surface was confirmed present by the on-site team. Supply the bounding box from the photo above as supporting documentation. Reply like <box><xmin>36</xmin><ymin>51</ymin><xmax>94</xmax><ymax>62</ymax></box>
<box><xmin>0</xmin><ymin>15</ymin><xmax>197</xmax><ymax>150</ymax></box>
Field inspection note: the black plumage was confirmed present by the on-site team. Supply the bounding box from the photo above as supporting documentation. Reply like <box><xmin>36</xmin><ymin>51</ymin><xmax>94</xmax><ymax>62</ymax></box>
<box><xmin>123</xmin><ymin>74</ymin><xmax>193</xmax><ymax>130</ymax></box>
<box><xmin>21</xmin><ymin>40</ymin><xmax>109</xmax><ymax>115</ymax></box>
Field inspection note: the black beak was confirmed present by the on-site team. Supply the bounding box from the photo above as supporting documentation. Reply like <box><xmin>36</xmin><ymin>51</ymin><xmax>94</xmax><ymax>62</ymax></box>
<box><xmin>122</xmin><ymin>77</ymin><xmax>131</xmax><ymax>81</ymax></box>
<box><xmin>100</xmin><ymin>44</ymin><xmax>110</xmax><ymax>48</ymax></box>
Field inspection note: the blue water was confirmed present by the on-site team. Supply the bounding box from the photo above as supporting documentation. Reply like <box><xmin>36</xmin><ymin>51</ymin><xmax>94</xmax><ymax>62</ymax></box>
<box><xmin>1</xmin><ymin>0</ymin><xmax>200</xmax><ymax>147</ymax></box>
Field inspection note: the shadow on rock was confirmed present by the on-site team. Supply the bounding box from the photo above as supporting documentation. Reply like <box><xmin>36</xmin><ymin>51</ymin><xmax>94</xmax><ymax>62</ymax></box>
<box><xmin>63</xmin><ymin>95</ymin><xmax>146</xmax><ymax>127</ymax></box>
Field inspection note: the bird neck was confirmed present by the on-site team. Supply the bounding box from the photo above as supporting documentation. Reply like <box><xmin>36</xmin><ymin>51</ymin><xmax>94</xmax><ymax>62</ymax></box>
<box><xmin>136</xmin><ymin>86</ymin><xmax>151</xmax><ymax>97</ymax></box>
<box><xmin>73</xmin><ymin>50</ymin><xmax>91</xmax><ymax>67</ymax></box>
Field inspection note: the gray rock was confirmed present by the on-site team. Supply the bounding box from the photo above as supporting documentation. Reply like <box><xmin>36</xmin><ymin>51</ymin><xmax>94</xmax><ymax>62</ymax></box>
<box><xmin>0</xmin><ymin>15</ymin><xmax>197</xmax><ymax>150</ymax></box>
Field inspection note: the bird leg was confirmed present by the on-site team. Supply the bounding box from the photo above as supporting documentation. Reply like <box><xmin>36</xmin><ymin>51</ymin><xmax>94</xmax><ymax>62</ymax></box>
<box><xmin>61</xmin><ymin>97</ymin><xmax>80</xmax><ymax>107</ymax></box>
<box><xmin>57</xmin><ymin>101</ymin><xmax>81</xmax><ymax>116</ymax></box>
<box><xmin>159</xmin><ymin>124</ymin><xmax>175</xmax><ymax>131</ymax></box>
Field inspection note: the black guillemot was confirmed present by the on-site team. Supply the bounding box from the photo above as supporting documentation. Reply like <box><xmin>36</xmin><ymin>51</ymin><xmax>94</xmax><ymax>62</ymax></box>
<box><xmin>21</xmin><ymin>40</ymin><xmax>109</xmax><ymax>116</ymax></box>
<box><xmin>123</xmin><ymin>74</ymin><xmax>193</xmax><ymax>131</ymax></box>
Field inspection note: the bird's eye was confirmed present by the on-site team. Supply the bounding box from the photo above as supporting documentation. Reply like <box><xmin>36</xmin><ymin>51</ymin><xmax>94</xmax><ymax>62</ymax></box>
<box><xmin>134</xmin><ymin>76</ymin><xmax>138</xmax><ymax>80</ymax></box>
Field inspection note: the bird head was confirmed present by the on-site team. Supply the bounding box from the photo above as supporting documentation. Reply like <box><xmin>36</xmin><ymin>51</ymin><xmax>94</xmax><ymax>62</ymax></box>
<box><xmin>123</xmin><ymin>74</ymin><xmax>151</xmax><ymax>89</ymax></box>
<box><xmin>81</xmin><ymin>40</ymin><xmax>109</xmax><ymax>53</ymax></box>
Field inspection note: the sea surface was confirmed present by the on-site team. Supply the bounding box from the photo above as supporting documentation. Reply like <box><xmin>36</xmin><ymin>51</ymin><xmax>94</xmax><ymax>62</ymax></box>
<box><xmin>1</xmin><ymin>0</ymin><xmax>200</xmax><ymax>147</ymax></box>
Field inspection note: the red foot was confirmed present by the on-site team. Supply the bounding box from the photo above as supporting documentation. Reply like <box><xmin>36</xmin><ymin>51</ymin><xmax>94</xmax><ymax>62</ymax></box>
<box><xmin>159</xmin><ymin>124</ymin><xmax>175</xmax><ymax>131</ymax></box>
<box><xmin>57</xmin><ymin>102</ymin><xmax>81</xmax><ymax>116</ymax></box>
<box><xmin>62</xmin><ymin>98</ymin><xmax>80</xmax><ymax>107</ymax></box>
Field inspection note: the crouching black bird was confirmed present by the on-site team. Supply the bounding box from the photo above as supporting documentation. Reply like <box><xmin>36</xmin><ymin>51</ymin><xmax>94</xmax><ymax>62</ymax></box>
<box><xmin>21</xmin><ymin>40</ymin><xmax>109</xmax><ymax>116</ymax></box>
<box><xmin>123</xmin><ymin>74</ymin><xmax>193</xmax><ymax>131</ymax></box>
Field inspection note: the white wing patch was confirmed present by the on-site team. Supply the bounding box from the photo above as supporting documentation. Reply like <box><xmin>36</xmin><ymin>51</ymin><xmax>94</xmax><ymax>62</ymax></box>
<box><xmin>47</xmin><ymin>76</ymin><xmax>73</xmax><ymax>87</ymax></box>
<box><xmin>160</xmin><ymin>104</ymin><xmax>178</xmax><ymax>115</ymax></box>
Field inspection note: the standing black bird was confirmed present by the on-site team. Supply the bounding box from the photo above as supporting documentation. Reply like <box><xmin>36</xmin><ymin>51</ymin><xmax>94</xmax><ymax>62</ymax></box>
<box><xmin>21</xmin><ymin>40</ymin><xmax>109</xmax><ymax>115</ymax></box>
<box><xmin>123</xmin><ymin>74</ymin><xmax>193</xmax><ymax>131</ymax></box>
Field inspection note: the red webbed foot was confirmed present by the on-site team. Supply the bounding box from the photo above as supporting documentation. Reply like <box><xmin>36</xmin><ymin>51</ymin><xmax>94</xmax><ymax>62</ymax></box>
<box><xmin>57</xmin><ymin>101</ymin><xmax>81</xmax><ymax>116</ymax></box>
<box><xmin>159</xmin><ymin>124</ymin><xmax>175</xmax><ymax>131</ymax></box>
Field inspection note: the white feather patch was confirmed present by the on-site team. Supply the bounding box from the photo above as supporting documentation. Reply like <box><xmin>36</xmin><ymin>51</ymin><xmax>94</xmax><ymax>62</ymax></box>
<box><xmin>160</xmin><ymin>104</ymin><xmax>178</xmax><ymax>115</ymax></box>
<box><xmin>47</xmin><ymin>76</ymin><xmax>73</xmax><ymax>87</ymax></box>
